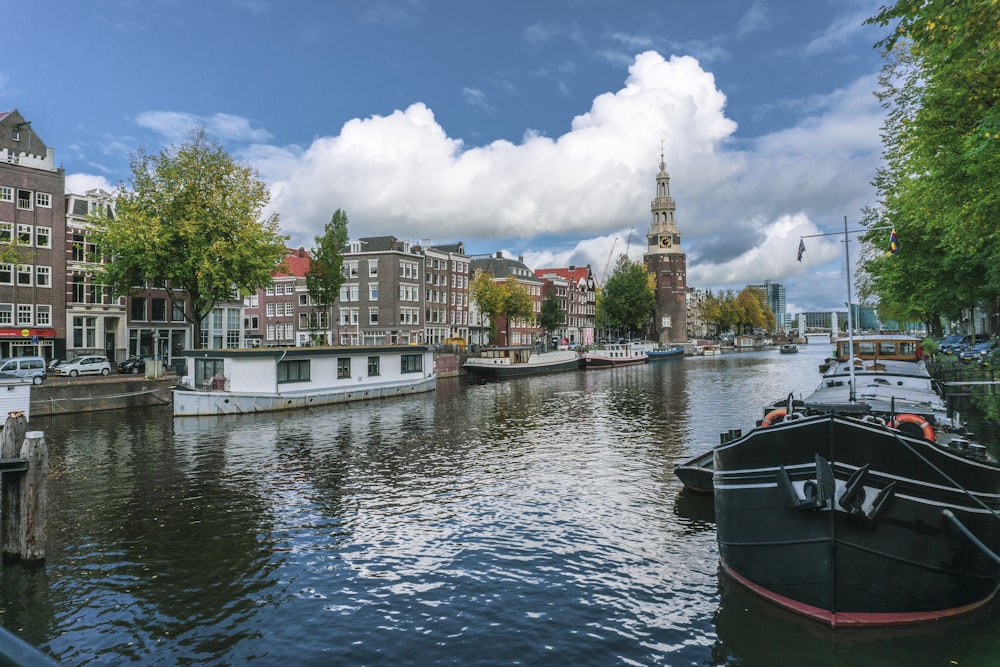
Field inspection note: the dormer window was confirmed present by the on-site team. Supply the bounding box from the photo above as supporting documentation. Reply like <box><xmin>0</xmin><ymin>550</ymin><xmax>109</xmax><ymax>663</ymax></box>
<box><xmin>11</xmin><ymin>129</ymin><xmax>19</xmax><ymax>142</ymax></box>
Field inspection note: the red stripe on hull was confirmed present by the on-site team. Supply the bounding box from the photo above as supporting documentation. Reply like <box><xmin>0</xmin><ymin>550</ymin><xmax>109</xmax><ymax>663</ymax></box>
<box><xmin>721</xmin><ymin>560</ymin><xmax>999</xmax><ymax>627</ymax></box>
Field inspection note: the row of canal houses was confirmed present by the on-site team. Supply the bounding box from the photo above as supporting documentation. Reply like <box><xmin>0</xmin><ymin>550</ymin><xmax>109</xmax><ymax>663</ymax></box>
<box><xmin>0</xmin><ymin>108</ymin><xmax>596</xmax><ymax>366</ymax></box>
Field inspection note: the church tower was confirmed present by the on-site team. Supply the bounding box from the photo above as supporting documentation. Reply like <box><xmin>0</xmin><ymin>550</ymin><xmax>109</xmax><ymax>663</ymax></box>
<box><xmin>644</xmin><ymin>151</ymin><xmax>688</xmax><ymax>344</ymax></box>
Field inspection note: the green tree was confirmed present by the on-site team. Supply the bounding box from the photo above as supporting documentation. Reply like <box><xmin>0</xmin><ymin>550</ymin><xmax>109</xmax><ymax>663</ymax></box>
<box><xmin>861</xmin><ymin>2</ymin><xmax>1000</xmax><ymax>330</ymax></box>
<box><xmin>470</xmin><ymin>272</ymin><xmax>535</xmax><ymax>345</ymax></box>
<box><xmin>306</xmin><ymin>209</ymin><xmax>349</xmax><ymax>345</ymax></box>
<box><xmin>94</xmin><ymin>128</ymin><xmax>288</xmax><ymax>348</ymax></box>
<box><xmin>539</xmin><ymin>291</ymin><xmax>565</xmax><ymax>346</ymax></box>
<box><xmin>599</xmin><ymin>255</ymin><xmax>655</xmax><ymax>339</ymax></box>
<box><xmin>732</xmin><ymin>288</ymin><xmax>770</xmax><ymax>334</ymax></box>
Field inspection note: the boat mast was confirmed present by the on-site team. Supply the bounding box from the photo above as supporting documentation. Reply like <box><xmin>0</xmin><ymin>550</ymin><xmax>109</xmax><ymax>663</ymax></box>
<box><xmin>844</xmin><ymin>216</ymin><xmax>856</xmax><ymax>403</ymax></box>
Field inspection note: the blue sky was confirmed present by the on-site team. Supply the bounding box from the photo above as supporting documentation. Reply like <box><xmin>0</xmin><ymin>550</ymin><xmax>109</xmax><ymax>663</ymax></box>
<box><xmin>4</xmin><ymin>0</ymin><xmax>892</xmax><ymax>314</ymax></box>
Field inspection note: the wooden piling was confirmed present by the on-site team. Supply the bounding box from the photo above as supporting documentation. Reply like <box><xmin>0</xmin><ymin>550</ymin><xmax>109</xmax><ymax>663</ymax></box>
<box><xmin>19</xmin><ymin>432</ymin><xmax>47</xmax><ymax>562</ymax></box>
<box><xmin>1</xmin><ymin>412</ymin><xmax>28</xmax><ymax>561</ymax></box>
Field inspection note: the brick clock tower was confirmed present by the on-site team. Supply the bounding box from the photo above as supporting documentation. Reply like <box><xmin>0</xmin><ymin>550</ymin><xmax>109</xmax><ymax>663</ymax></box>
<box><xmin>644</xmin><ymin>152</ymin><xmax>687</xmax><ymax>344</ymax></box>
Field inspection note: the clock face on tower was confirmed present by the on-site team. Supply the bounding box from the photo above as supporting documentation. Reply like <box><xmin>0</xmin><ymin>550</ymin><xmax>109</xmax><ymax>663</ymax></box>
<box><xmin>659</xmin><ymin>235</ymin><xmax>672</xmax><ymax>249</ymax></box>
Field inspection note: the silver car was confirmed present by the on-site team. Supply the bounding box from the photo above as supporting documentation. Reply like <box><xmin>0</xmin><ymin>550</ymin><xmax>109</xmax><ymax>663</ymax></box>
<box><xmin>54</xmin><ymin>355</ymin><xmax>113</xmax><ymax>377</ymax></box>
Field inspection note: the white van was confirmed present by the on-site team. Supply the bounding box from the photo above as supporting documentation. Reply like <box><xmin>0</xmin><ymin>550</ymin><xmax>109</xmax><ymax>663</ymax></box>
<box><xmin>0</xmin><ymin>356</ymin><xmax>47</xmax><ymax>384</ymax></box>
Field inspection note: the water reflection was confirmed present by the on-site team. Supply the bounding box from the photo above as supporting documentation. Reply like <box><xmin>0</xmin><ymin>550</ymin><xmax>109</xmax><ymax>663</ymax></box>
<box><xmin>5</xmin><ymin>347</ymin><xmax>994</xmax><ymax>665</ymax></box>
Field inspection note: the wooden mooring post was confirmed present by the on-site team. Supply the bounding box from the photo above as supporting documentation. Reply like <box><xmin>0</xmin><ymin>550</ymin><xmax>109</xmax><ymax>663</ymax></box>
<box><xmin>0</xmin><ymin>411</ymin><xmax>46</xmax><ymax>563</ymax></box>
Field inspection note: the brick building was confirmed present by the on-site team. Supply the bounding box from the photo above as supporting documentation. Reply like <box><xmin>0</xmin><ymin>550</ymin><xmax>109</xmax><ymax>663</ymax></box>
<box><xmin>0</xmin><ymin>109</ymin><xmax>66</xmax><ymax>360</ymax></box>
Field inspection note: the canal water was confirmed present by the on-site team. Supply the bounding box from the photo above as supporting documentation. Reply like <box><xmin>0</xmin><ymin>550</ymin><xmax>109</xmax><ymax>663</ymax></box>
<box><xmin>5</xmin><ymin>345</ymin><xmax>1000</xmax><ymax>665</ymax></box>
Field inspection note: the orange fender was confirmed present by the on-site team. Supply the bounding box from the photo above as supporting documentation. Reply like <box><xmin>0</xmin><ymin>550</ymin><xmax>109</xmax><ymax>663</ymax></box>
<box><xmin>891</xmin><ymin>413</ymin><xmax>935</xmax><ymax>442</ymax></box>
<box><xmin>761</xmin><ymin>408</ymin><xmax>787</xmax><ymax>428</ymax></box>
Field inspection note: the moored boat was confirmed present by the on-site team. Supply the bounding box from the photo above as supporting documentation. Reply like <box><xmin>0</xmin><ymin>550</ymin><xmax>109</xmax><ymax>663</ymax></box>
<box><xmin>173</xmin><ymin>345</ymin><xmax>436</xmax><ymax>416</ymax></box>
<box><xmin>462</xmin><ymin>345</ymin><xmax>580</xmax><ymax>377</ymax></box>
<box><xmin>708</xmin><ymin>333</ymin><xmax>1000</xmax><ymax>625</ymax></box>
<box><xmin>779</xmin><ymin>344</ymin><xmax>798</xmax><ymax>354</ymax></box>
<box><xmin>646</xmin><ymin>345</ymin><xmax>685</xmax><ymax>361</ymax></box>
<box><xmin>580</xmin><ymin>343</ymin><xmax>648</xmax><ymax>368</ymax></box>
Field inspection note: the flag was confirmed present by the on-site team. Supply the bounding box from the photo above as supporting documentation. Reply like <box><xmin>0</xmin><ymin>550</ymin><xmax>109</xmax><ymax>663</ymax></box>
<box><xmin>889</xmin><ymin>228</ymin><xmax>900</xmax><ymax>254</ymax></box>
<box><xmin>797</xmin><ymin>239</ymin><xmax>806</xmax><ymax>262</ymax></box>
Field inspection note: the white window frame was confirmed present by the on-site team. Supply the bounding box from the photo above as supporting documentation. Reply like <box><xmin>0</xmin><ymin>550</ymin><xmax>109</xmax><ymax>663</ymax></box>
<box><xmin>0</xmin><ymin>187</ymin><xmax>12</xmax><ymax>202</ymax></box>
<box><xmin>34</xmin><ymin>226</ymin><xmax>51</xmax><ymax>248</ymax></box>
<box><xmin>16</xmin><ymin>304</ymin><xmax>32</xmax><ymax>326</ymax></box>
<box><xmin>17</xmin><ymin>224</ymin><xmax>31</xmax><ymax>245</ymax></box>
<box><xmin>35</xmin><ymin>192</ymin><xmax>51</xmax><ymax>208</ymax></box>
<box><xmin>16</xmin><ymin>264</ymin><xmax>31</xmax><ymax>286</ymax></box>
<box><xmin>36</xmin><ymin>304</ymin><xmax>51</xmax><ymax>325</ymax></box>
<box><xmin>35</xmin><ymin>266</ymin><xmax>51</xmax><ymax>287</ymax></box>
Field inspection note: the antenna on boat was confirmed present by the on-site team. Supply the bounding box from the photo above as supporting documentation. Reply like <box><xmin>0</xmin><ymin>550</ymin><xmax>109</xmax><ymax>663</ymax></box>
<box><xmin>800</xmin><ymin>217</ymin><xmax>894</xmax><ymax>405</ymax></box>
<box><xmin>843</xmin><ymin>216</ymin><xmax>857</xmax><ymax>403</ymax></box>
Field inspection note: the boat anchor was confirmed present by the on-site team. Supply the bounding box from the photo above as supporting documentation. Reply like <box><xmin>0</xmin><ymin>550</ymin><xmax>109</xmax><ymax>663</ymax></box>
<box><xmin>838</xmin><ymin>464</ymin><xmax>895</xmax><ymax>521</ymax></box>
<box><xmin>778</xmin><ymin>454</ymin><xmax>835</xmax><ymax>510</ymax></box>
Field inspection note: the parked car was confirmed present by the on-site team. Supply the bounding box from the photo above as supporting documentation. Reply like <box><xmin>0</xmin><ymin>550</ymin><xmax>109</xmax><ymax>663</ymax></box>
<box><xmin>942</xmin><ymin>333</ymin><xmax>990</xmax><ymax>355</ymax></box>
<box><xmin>938</xmin><ymin>334</ymin><xmax>966</xmax><ymax>354</ymax></box>
<box><xmin>116</xmin><ymin>355</ymin><xmax>150</xmax><ymax>374</ymax></box>
<box><xmin>959</xmin><ymin>339</ymin><xmax>999</xmax><ymax>363</ymax></box>
<box><xmin>0</xmin><ymin>356</ymin><xmax>47</xmax><ymax>384</ymax></box>
<box><xmin>54</xmin><ymin>355</ymin><xmax>112</xmax><ymax>377</ymax></box>
<box><xmin>48</xmin><ymin>358</ymin><xmax>65</xmax><ymax>371</ymax></box>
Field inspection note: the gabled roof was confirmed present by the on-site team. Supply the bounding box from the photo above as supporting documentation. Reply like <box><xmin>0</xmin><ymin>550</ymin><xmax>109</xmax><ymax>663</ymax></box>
<box><xmin>274</xmin><ymin>248</ymin><xmax>311</xmax><ymax>278</ymax></box>
<box><xmin>534</xmin><ymin>266</ymin><xmax>593</xmax><ymax>287</ymax></box>
<box><xmin>470</xmin><ymin>253</ymin><xmax>543</xmax><ymax>283</ymax></box>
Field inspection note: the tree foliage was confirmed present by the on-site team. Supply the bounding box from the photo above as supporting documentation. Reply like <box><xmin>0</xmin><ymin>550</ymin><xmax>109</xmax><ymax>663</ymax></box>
<box><xmin>306</xmin><ymin>209</ymin><xmax>349</xmax><ymax>344</ymax></box>
<box><xmin>599</xmin><ymin>255</ymin><xmax>655</xmax><ymax>338</ymax></box>
<box><xmin>697</xmin><ymin>288</ymin><xmax>775</xmax><ymax>335</ymax></box>
<box><xmin>860</xmin><ymin>1</ymin><xmax>1000</xmax><ymax>333</ymax></box>
<box><xmin>95</xmin><ymin>128</ymin><xmax>288</xmax><ymax>348</ymax></box>
<box><xmin>539</xmin><ymin>291</ymin><xmax>565</xmax><ymax>341</ymax></box>
<box><xmin>470</xmin><ymin>272</ymin><xmax>535</xmax><ymax>345</ymax></box>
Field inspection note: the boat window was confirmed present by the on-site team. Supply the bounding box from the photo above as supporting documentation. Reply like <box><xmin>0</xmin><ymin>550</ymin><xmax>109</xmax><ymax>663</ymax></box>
<box><xmin>838</xmin><ymin>342</ymin><xmax>850</xmax><ymax>357</ymax></box>
<box><xmin>899</xmin><ymin>342</ymin><xmax>916</xmax><ymax>356</ymax></box>
<box><xmin>368</xmin><ymin>356</ymin><xmax>380</xmax><ymax>377</ymax></box>
<box><xmin>878</xmin><ymin>342</ymin><xmax>896</xmax><ymax>355</ymax></box>
<box><xmin>858</xmin><ymin>342</ymin><xmax>875</xmax><ymax>355</ymax></box>
<box><xmin>337</xmin><ymin>357</ymin><xmax>351</xmax><ymax>379</ymax></box>
<box><xmin>401</xmin><ymin>353</ymin><xmax>423</xmax><ymax>373</ymax></box>
<box><xmin>278</xmin><ymin>359</ymin><xmax>310</xmax><ymax>383</ymax></box>
<box><xmin>193</xmin><ymin>358</ymin><xmax>224</xmax><ymax>388</ymax></box>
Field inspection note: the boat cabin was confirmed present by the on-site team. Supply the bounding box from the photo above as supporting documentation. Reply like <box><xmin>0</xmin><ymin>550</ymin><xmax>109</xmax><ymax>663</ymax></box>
<box><xmin>834</xmin><ymin>335</ymin><xmax>921</xmax><ymax>363</ymax></box>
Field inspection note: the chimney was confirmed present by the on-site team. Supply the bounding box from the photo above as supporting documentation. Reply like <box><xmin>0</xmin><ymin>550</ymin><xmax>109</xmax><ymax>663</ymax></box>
<box><xmin>496</xmin><ymin>251</ymin><xmax>503</xmax><ymax>259</ymax></box>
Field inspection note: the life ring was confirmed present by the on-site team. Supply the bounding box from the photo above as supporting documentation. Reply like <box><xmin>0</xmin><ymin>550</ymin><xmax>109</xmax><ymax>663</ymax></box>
<box><xmin>761</xmin><ymin>408</ymin><xmax>787</xmax><ymax>428</ymax></box>
<box><xmin>891</xmin><ymin>413</ymin><xmax>935</xmax><ymax>442</ymax></box>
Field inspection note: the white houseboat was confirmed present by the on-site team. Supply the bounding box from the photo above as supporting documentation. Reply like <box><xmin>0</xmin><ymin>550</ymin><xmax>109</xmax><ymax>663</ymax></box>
<box><xmin>173</xmin><ymin>345</ymin><xmax>436</xmax><ymax>417</ymax></box>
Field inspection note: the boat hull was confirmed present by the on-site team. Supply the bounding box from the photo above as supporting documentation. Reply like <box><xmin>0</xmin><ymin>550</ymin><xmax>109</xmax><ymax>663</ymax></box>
<box><xmin>462</xmin><ymin>351</ymin><xmax>580</xmax><ymax>377</ymax></box>
<box><xmin>647</xmin><ymin>346</ymin><xmax>685</xmax><ymax>361</ymax></box>
<box><xmin>714</xmin><ymin>413</ymin><xmax>1000</xmax><ymax>625</ymax></box>
<box><xmin>173</xmin><ymin>376</ymin><xmax>436</xmax><ymax>416</ymax></box>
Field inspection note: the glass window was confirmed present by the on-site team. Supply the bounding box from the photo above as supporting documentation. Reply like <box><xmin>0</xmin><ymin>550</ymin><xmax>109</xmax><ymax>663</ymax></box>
<box><xmin>35</xmin><ymin>226</ymin><xmax>51</xmax><ymax>248</ymax></box>
<box><xmin>337</xmin><ymin>357</ymin><xmax>351</xmax><ymax>379</ymax></box>
<box><xmin>17</xmin><ymin>224</ymin><xmax>31</xmax><ymax>244</ymax></box>
<box><xmin>152</xmin><ymin>298</ymin><xmax>167</xmax><ymax>321</ymax></box>
<box><xmin>0</xmin><ymin>223</ymin><xmax>11</xmax><ymax>243</ymax></box>
<box><xmin>35</xmin><ymin>192</ymin><xmax>51</xmax><ymax>208</ymax></box>
<box><xmin>278</xmin><ymin>359</ymin><xmax>310</xmax><ymax>383</ymax></box>
<box><xmin>131</xmin><ymin>297</ymin><xmax>147</xmax><ymax>321</ymax></box>
<box><xmin>36</xmin><ymin>305</ymin><xmax>51</xmax><ymax>325</ymax></box>
<box><xmin>16</xmin><ymin>304</ymin><xmax>31</xmax><ymax>326</ymax></box>
<box><xmin>0</xmin><ymin>304</ymin><xmax>10</xmax><ymax>325</ymax></box>
<box><xmin>401</xmin><ymin>353</ymin><xmax>423</xmax><ymax>373</ymax></box>
<box><xmin>0</xmin><ymin>187</ymin><xmax>12</xmax><ymax>202</ymax></box>
<box><xmin>0</xmin><ymin>264</ymin><xmax>11</xmax><ymax>285</ymax></box>
<box><xmin>16</xmin><ymin>265</ymin><xmax>31</xmax><ymax>286</ymax></box>
<box><xmin>368</xmin><ymin>356</ymin><xmax>380</xmax><ymax>376</ymax></box>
